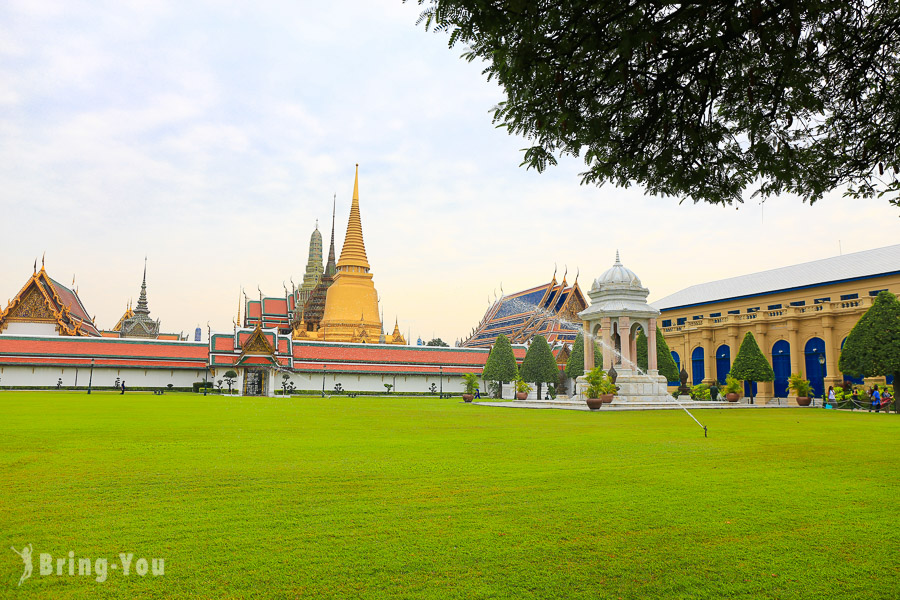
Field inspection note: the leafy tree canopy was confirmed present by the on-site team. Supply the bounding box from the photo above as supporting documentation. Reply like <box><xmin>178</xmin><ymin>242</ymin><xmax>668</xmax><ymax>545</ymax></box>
<box><xmin>635</xmin><ymin>329</ymin><xmax>680</xmax><ymax>382</ymax></box>
<box><xmin>413</xmin><ymin>1</ymin><xmax>900</xmax><ymax>207</ymax></box>
<box><xmin>839</xmin><ymin>291</ymin><xmax>900</xmax><ymax>381</ymax></box>
<box><xmin>565</xmin><ymin>332</ymin><xmax>603</xmax><ymax>379</ymax></box>
<box><xmin>730</xmin><ymin>331</ymin><xmax>775</xmax><ymax>382</ymax></box>
<box><xmin>520</xmin><ymin>335</ymin><xmax>559</xmax><ymax>398</ymax></box>
<box><xmin>426</xmin><ymin>338</ymin><xmax>450</xmax><ymax>347</ymax></box>
<box><xmin>482</xmin><ymin>334</ymin><xmax>518</xmax><ymax>382</ymax></box>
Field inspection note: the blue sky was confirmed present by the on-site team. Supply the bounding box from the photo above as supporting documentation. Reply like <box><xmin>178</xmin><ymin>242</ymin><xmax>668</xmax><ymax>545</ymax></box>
<box><xmin>2</xmin><ymin>0</ymin><xmax>897</xmax><ymax>343</ymax></box>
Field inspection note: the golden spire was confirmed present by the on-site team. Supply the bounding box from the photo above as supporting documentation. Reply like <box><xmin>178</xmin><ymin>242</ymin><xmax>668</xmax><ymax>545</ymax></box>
<box><xmin>336</xmin><ymin>164</ymin><xmax>370</xmax><ymax>271</ymax></box>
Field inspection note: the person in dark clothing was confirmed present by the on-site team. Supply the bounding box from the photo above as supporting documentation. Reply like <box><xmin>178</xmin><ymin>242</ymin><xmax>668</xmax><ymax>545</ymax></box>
<box><xmin>872</xmin><ymin>385</ymin><xmax>881</xmax><ymax>412</ymax></box>
<box><xmin>121</xmin><ymin>380</ymin><xmax>126</xmax><ymax>395</ymax></box>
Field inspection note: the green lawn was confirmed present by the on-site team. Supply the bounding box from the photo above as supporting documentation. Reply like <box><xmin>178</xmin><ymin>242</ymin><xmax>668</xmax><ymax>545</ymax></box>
<box><xmin>1</xmin><ymin>392</ymin><xmax>898</xmax><ymax>599</ymax></box>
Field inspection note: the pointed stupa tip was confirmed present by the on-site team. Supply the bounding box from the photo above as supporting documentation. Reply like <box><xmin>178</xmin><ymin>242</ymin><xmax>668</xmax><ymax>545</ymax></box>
<box><xmin>337</xmin><ymin>164</ymin><xmax>370</xmax><ymax>270</ymax></box>
<box><xmin>615</xmin><ymin>249</ymin><xmax>621</xmax><ymax>265</ymax></box>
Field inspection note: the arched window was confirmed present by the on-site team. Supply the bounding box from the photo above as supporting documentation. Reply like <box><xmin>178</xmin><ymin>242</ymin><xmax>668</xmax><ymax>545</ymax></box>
<box><xmin>715</xmin><ymin>344</ymin><xmax>730</xmax><ymax>385</ymax></box>
<box><xmin>772</xmin><ymin>340</ymin><xmax>790</xmax><ymax>398</ymax></box>
<box><xmin>691</xmin><ymin>347</ymin><xmax>705</xmax><ymax>386</ymax></box>
<box><xmin>804</xmin><ymin>338</ymin><xmax>826</xmax><ymax>397</ymax></box>
<box><xmin>670</xmin><ymin>351</ymin><xmax>681</xmax><ymax>386</ymax></box>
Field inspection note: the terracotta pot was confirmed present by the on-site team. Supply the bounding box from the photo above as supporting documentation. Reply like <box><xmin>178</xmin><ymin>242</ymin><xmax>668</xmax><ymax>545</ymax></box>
<box><xmin>462</xmin><ymin>394</ymin><xmax>474</xmax><ymax>403</ymax></box>
<box><xmin>796</xmin><ymin>396</ymin><xmax>811</xmax><ymax>406</ymax></box>
<box><xmin>726</xmin><ymin>392</ymin><xmax>740</xmax><ymax>402</ymax></box>
<box><xmin>585</xmin><ymin>397</ymin><xmax>604</xmax><ymax>410</ymax></box>
<box><xmin>600</xmin><ymin>393</ymin><xmax>615</xmax><ymax>403</ymax></box>
<box><xmin>515</xmin><ymin>392</ymin><xmax>528</xmax><ymax>400</ymax></box>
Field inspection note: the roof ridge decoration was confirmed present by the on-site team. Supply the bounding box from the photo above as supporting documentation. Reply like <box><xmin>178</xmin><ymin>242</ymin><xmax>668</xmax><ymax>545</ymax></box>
<box><xmin>0</xmin><ymin>268</ymin><xmax>95</xmax><ymax>336</ymax></box>
<box><xmin>336</xmin><ymin>164</ymin><xmax>371</xmax><ymax>271</ymax></box>
<box><xmin>240</xmin><ymin>321</ymin><xmax>277</xmax><ymax>356</ymax></box>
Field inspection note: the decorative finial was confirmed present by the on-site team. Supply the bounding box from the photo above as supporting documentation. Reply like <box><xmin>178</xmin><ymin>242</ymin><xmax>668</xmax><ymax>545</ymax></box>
<box><xmin>41</xmin><ymin>252</ymin><xmax>45</xmax><ymax>269</ymax></box>
<box><xmin>33</xmin><ymin>258</ymin><xmax>36</xmax><ymax>274</ymax></box>
<box><xmin>615</xmin><ymin>249</ymin><xmax>621</xmax><ymax>265</ymax></box>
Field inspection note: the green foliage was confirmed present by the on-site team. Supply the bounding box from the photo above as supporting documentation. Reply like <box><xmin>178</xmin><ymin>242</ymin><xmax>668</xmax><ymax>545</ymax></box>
<box><xmin>839</xmin><ymin>291</ymin><xmax>900</xmax><ymax>385</ymax></box>
<box><xmin>384</xmin><ymin>384</ymin><xmax>394</xmax><ymax>393</ymax></box>
<box><xmin>520</xmin><ymin>335</ymin><xmax>558</xmax><ymax>398</ymax></box>
<box><xmin>461</xmin><ymin>373</ymin><xmax>479</xmax><ymax>395</ymax></box>
<box><xmin>192</xmin><ymin>381</ymin><xmax>214</xmax><ymax>392</ymax></box>
<box><xmin>730</xmin><ymin>332</ymin><xmax>775</xmax><ymax>384</ymax></box>
<box><xmin>565</xmin><ymin>332</ymin><xmax>603</xmax><ymax>379</ymax></box>
<box><xmin>636</xmin><ymin>329</ymin><xmax>680</xmax><ymax>382</ymax></box>
<box><xmin>426</xmin><ymin>338</ymin><xmax>450</xmax><ymax>347</ymax></box>
<box><xmin>414</xmin><ymin>0</ymin><xmax>900</xmax><ymax>207</ymax></box>
<box><xmin>690</xmin><ymin>383</ymin><xmax>711</xmax><ymax>401</ymax></box>
<box><xmin>482</xmin><ymin>334</ymin><xmax>518</xmax><ymax>384</ymax></box>
<box><xmin>514</xmin><ymin>376</ymin><xmax>533</xmax><ymax>394</ymax></box>
<box><xmin>788</xmin><ymin>373</ymin><xmax>812</xmax><ymax>397</ymax></box>
<box><xmin>583</xmin><ymin>366</ymin><xmax>617</xmax><ymax>399</ymax></box>
<box><xmin>722</xmin><ymin>375</ymin><xmax>743</xmax><ymax>395</ymax></box>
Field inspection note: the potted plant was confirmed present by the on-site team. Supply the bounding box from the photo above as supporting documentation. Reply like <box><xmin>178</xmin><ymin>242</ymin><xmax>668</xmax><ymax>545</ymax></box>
<box><xmin>461</xmin><ymin>373</ymin><xmax>479</xmax><ymax>403</ymax></box>
<box><xmin>514</xmin><ymin>376</ymin><xmax>532</xmax><ymax>400</ymax></box>
<box><xmin>584</xmin><ymin>366</ymin><xmax>617</xmax><ymax>409</ymax></box>
<box><xmin>722</xmin><ymin>375</ymin><xmax>742</xmax><ymax>402</ymax></box>
<box><xmin>788</xmin><ymin>372</ymin><xmax>813</xmax><ymax>406</ymax></box>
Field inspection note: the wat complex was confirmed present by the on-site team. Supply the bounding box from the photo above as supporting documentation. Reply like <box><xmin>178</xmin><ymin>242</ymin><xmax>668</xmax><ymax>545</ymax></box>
<box><xmin>2</xmin><ymin>165</ymin><xmax>900</xmax><ymax>401</ymax></box>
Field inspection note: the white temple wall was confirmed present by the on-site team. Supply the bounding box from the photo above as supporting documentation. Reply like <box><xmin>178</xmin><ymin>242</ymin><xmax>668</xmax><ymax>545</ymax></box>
<box><xmin>0</xmin><ymin>365</ymin><xmax>207</xmax><ymax>389</ymax></box>
<box><xmin>2</xmin><ymin>322</ymin><xmax>59</xmax><ymax>336</ymax></box>
<box><xmin>248</xmin><ymin>371</ymin><xmax>469</xmax><ymax>395</ymax></box>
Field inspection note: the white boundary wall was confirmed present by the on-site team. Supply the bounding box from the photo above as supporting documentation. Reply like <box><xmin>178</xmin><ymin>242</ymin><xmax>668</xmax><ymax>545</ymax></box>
<box><xmin>0</xmin><ymin>365</ymin><xmax>207</xmax><ymax>389</ymax></box>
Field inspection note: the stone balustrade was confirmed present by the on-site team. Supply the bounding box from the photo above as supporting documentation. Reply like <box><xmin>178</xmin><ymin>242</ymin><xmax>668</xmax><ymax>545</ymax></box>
<box><xmin>660</xmin><ymin>296</ymin><xmax>873</xmax><ymax>335</ymax></box>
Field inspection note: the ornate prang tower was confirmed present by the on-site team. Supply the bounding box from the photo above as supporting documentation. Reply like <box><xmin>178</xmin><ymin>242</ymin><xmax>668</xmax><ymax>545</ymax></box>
<box><xmin>299</xmin><ymin>223</ymin><xmax>324</xmax><ymax>304</ymax></box>
<box><xmin>294</xmin><ymin>197</ymin><xmax>338</xmax><ymax>335</ymax></box>
<box><xmin>320</xmin><ymin>165</ymin><xmax>383</xmax><ymax>343</ymax></box>
<box><xmin>120</xmin><ymin>258</ymin><xmax>161</xmax><ymax>339</ymax></box>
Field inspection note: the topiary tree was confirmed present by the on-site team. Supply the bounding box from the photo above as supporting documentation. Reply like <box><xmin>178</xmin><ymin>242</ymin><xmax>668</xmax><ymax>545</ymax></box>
<box><xmin>840</xmin><ymin>291</ymin><xmax>900</xmax><ymax>404</ymax></box>
<box><xmin>730</xmin><ymin>331</ymin><xmax>774</xmax><ymax>404</ymax></box>
<box><xmin>223</xmin><ymin>370</ymin><xmax>238</xmax><ymax>394</ymax></box>
<box><xmin>520</xmin><ymin>335</ymin><xmax>558</xmax><ymax>400</ymax></box>
<box><xmin>565</xmin><ymin>332</ymin><xmax>603</xmax><ymax>382</ymax></box>
<box><xmin>482</xmin><ymin>334</ymin><xmax>518</xmax><ymax>398</ymax></box>
<box><xmin>635</xmin><ymin>329</ymin><xmax>680</xmax><ymax>383</ymax></box>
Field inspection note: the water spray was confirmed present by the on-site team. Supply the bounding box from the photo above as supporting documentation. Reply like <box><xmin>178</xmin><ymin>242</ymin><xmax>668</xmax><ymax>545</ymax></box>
<box><xmin>502</xmin><ymin>296</ymin><xmax>709</xmax><ymax>437</ymax></box>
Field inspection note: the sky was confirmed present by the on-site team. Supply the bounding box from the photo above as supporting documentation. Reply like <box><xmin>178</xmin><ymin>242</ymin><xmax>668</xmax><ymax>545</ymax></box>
<box><xmin>1</xmin><ymin>0</ymin><xmax>897</xmax><ymax>344</ymax></box>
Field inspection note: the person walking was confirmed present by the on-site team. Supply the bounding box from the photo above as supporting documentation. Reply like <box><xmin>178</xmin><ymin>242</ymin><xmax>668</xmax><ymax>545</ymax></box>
<box><xmin>882</xmin><ymin>388</ymin><xmax>892</xmax><ymax>413</ymax></box>
<box><xmin>872</xmin><ymin>384</ymin><xmax>881</xmax><ymax>413</ymax></box>
<box><xmin>851</xmin><ymin>387</ymin><xmax>860</xmax><ymax>410</ymax></box>
<box><xmin>827</xmin><ymin>386</ymin><xmax>835</xmax><ymax>407</ymax></box>
<box><xmin>121</xmin><ymin>380</ymin><xmax>126</xmax><ymax>395</ymax></box>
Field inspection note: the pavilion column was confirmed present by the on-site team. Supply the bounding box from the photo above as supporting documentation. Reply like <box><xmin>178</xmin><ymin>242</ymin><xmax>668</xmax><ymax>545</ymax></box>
<box><xmin>648</xmin><ymin>318</ymin><xmax>658</xmax><ymax>372</ymax></box>
<box><xmin>601</xmin><ymin>317</ymin><xmax>612</xmax><ymax>371</ymax></box>
<box><xmin>583</xmin><ymin>320</ymin><xmax>594</xmax><ymax>372</ymax></box>
<box><xmin>619</xmin><ymin>316</ymin><xmax>631</xmax><ymax>369</ymax></box>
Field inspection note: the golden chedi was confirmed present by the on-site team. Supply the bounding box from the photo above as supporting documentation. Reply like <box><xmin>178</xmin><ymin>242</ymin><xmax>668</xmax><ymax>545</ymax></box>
<box><xmin>320</xmin><ymin>165</ymin><xmax>384</xmax><ymax>343</ymax></box>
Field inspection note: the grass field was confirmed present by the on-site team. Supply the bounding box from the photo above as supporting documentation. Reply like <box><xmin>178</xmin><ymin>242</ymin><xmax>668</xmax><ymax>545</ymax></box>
<box><xmin>1</xmin><ymin>392</ymin><xmax>898</xmax><ymax>599</ymax></box>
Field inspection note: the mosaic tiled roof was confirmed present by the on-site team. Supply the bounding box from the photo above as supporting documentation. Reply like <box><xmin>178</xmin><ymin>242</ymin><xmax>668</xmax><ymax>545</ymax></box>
<box><xmin>0</xmin><ymin>267</ymin><xmax>101</xmax><ymax>337</ymax></box>
<box><xmin>461</xmin><ymin>273</ymin><xmax>587</xmax><ymax>349</ymax></box>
